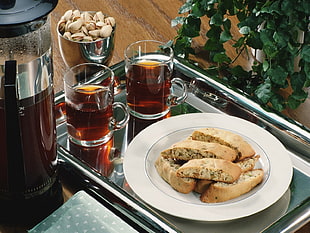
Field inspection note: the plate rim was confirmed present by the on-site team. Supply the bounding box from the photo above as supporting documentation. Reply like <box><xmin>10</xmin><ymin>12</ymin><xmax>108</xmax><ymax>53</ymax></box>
<box><xmin>123</xmin><ymin>113</ymin><xmax>293</xmax><ymax>221</ymax></box>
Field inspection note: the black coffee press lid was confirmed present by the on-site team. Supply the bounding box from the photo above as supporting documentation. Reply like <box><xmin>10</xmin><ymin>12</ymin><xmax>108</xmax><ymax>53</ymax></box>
<box><xmin>0</xmin><ymin>0</ymin><xmax>58</xmax><ymax>37</ymax></box>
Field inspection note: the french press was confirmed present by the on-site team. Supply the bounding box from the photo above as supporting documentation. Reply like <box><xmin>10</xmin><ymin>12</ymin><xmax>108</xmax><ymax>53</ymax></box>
<box><xmin>0</xmin><ymin>0</ymin><xmax>63</xmax><ymax>225</ymax></box>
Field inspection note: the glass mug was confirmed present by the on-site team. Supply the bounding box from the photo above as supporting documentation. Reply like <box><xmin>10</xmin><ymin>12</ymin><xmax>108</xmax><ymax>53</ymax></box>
<box><xmin>64</xmin><ymin>63</ymin><xmax>129</xmax><ymax>147</ymax></box>
<box><xmin>124</xmin><ymin>40</ymin><xmax>187</xmax><ymax>119</ymax></box>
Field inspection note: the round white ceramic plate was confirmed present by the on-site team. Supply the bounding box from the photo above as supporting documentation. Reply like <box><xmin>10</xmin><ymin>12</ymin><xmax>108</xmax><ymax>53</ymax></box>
<box><xmin>123</xmin><ymin>113</ymin><xmax>293</xmax><ymax>221</ymax></box>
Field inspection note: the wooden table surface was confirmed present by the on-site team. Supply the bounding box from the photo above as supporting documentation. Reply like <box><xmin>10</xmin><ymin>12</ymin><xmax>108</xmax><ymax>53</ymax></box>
<box><xmin>51</xmin><ymin>0</ymin><xmax>185</xmax><ymax>93</ymax></box>
<box><xmin>50</xmin><ymin>0</ymin><xmax>309</xmax><ymax>127</ymax></box>
<box><xmin>0</xmin><ymin>0</ymin><xmax>309</xmax><ymax>232</ymax></box>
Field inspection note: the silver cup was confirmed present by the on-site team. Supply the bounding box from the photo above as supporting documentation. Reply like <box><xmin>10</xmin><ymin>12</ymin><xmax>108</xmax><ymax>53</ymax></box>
<box><xmin>57</xmin><ymin>12</ymin><xmax>115</xmax><ymax>67</ymax></box>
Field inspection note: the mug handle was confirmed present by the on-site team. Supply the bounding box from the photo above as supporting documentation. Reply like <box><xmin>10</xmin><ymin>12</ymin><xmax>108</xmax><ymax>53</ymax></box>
<box><xmin>111</xmin><ymin>102</ymin><xmax>130</xmax><ymax>130</ymax></box>
<box><xmin>168</xmin><ymin>77</ymin><xmax>188</xmax><ymax>106</ymax></box>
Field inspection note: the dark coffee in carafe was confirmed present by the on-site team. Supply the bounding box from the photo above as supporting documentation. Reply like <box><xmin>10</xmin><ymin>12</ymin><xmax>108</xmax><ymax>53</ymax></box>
<box><xmin>0</xmin><ymin>0</ymin><xmax>63</xmax><ymax>226</ymax></box>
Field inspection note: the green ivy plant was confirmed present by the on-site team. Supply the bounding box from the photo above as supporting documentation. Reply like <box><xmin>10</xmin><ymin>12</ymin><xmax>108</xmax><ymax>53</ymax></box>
<box><xmin>168</xmin><ymin>0</ymin><xmax>309</xmax><ymax>111</ymax></box>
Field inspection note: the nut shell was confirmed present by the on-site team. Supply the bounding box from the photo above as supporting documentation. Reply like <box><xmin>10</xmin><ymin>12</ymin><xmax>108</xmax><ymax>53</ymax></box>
<box><xmin>58</xmin><ymin>10</ymin><xmax>115</xmax><ymax>42</ymax></box>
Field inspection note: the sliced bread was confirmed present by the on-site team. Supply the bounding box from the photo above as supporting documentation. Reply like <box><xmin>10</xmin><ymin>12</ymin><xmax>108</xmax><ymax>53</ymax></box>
<box><xmin>194</xmin><ymin>179</ymin><xmax>213</xmax><ymax>194</ymax></box>
<box><xmin>155</xmin><ymin>156</ymin><xmax>196</xmax><ymax>194</ymax></box>
<box><xmin>235</xmin><ymin>155</ymin><xmax>260</xmax><ymax>172</ymax></box>
<box><xmin>160</xmin><ymin>140</ymin><xmax>238</xmax><ymax>162</ymax></box>
<box><xmin>191</xmin><ymin>128</ymin><xmax>255</xmax><ymax>160</ymax></box>
<box><xmin>200</xmin><ymin>169</ymin><xmax>264</xmax><ymax>203</ymax></box>
<box><xmin>176</xmin><ymin>158</ymin><xmax>242</xmax><ymax>183</ymax></box>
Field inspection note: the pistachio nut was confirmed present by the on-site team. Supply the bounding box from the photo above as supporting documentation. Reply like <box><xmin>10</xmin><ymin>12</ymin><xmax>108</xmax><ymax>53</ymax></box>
<box><xmin>58</xmin><ymin>10</ymin><xmax>115</xmax><ymax>42</ymax></box>
<box><xmin>71</xmin><ymin>32</ymin><xmax>85</xmax><ymax>41</ymax></box>
<box><xmin>105</xmin><ymin>17</ymin><xmax>116</xmax><ymax>27</ymax></box>
<box><xmin>63</xmin><ymin>31</ymin><xmax>72</xmax><ymax>40</ymax></box>
<box><xmin>68</xmin><ymin>18</ymin><xmax>83</xmax><ymax>33</ymax></box>
<box><xmin>62</xmin><ymin>10</ymin><xmax>73</xmax><ymax>21</ymax></box>
<box><xmin>100</xmin><ymin>25</ymin><xmax>113</xmax><ymax>38</ymax></box>
<box><xmin>96</xmin><ymin>21</ymin><xmax>107</xmax><ymax>28</ymax></box>
<box><xmin>94</xmin><ymin>11</ymin><xmax>105</xmax><ymax>22</ymax></box>
<box><xmin>81</xmin><ymin>11</ymin><xmax>92</xmax><ymax>22</ymax></box>
<box><xmin>88</xmin><ymin>29</ymin><xmax>101</xmax><ymax>38</ymax></box>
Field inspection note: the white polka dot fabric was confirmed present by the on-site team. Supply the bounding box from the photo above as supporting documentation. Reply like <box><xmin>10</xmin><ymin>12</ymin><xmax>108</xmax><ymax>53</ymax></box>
<box><xmin>28</xmin><ymin>190</ymin><xmax>138</xmax><ymax>233</ymax></box>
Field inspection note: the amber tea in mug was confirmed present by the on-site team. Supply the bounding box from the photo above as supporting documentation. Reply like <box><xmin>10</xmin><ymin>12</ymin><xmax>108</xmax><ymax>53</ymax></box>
<box><xmin>66</xmin><ymin>84</ymin><xmax>112</xmax><ymax>141</ymax></box>
<box><xmin>126</xmin><ymin>60</ymin><xmax>172</xmax><ymax>115</ymax></box>
<box><xmin>64</xmin><ymin>63</ymin><xmax>129</xmax><ymax>147</ymax></box>
<box><xmin>125</xmin><ymin>40</ymin><xmax>187</xmax><ymax>119</ymax></box>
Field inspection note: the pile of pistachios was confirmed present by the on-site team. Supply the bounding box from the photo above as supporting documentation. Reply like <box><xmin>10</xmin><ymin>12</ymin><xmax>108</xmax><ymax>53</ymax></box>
<box><xmin>58</xmin><ymin>10</ymin><xmax>115</xmax><ymax>42</ymax></box>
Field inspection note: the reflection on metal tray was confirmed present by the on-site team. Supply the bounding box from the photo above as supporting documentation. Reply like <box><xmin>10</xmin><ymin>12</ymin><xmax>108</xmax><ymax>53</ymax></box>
<box><xmin>56</xmin><ymin>59</ymin><xmax>310</xmax><ymax>233</ymax></box>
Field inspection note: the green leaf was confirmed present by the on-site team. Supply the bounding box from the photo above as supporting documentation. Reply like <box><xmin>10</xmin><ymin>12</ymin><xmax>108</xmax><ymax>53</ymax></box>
<box><xmin>301</xmin><ymin>45</ymin><xmax>310</xmax><ymax>62</ymax></box>
<box><xmin>213</xmin><ymin>52</ymin><xmax>231</xmax><ymax>63</ymax></box>
<box><xmin>270</xmin><ymin>93</ymin><xmax>285</xmax><ymax>111</ymax></box>
<box><xmin>280</xmin><ymin>0</ymin><xmax>294</xmax><ymax>15</ymax></box>
<box><xmin>210</xmin><ymin>12</ymin><xmax>223</xmax><ymax>26</ymax></box>
<box><xmin>199</xmin><ymin>0</ymin><xmax>210</xmax><ymax>10</ymax></box>
<box><xmin>305</xmin><ymin>63</ymin><xmax>310</xmax><ymax>85</ymax></box>
<box><xmin>239</xmin><ymin>26</ymin><xmax>251</xmax><ymax>35</ymax></box>
<box><xmin>255</xmin><ymin>78</ymin><xmax>272</xmax><ymax>104</ymax></box>
<box><xmin>234</xmin><ymin>0</ymin><xmax>244</xmax><ymax>10</ymax></box>
<box><xmin>180</xmin><ymin>16</ymin><xmax>201</xmax><ymax>37</ymax></box>
<box><xmin>263</xmin><ymin>60</ymin><xmax>269</xmax><ymax>72</ymax></box>
<box><xmin>247</xmin><ymin>31</ymin><xmax>263</xmax><ymax>49</ymax></box>
<box><xmin>270</xmin><ymin>1</ymin><xmax>281</xmax><ymax>14</ymax></box>
<box><xmin>220</xmin><ymin>30</ymin><xmax>232</xmax><ymax>43</ymax></box>
<box><xmin>220</xmin><ymin>0</ymin><xmax>234</xmax><ymax>15</ymax></box>
<box><xmin>236</xmin><ymin>11</ymin><xmax>246</xmax><ymax>22</ymax></box>
<box><xmin>238</xmin><ymin>14</ymin><xmax>262</xmax><ymax>31</ymax></box>
<box><xmin>223</xmin><ymin>18</ymin><xmax>231</xmax><ymax>31</ymax></box>
<box><xmin>300</xmin><ymin>0</ymin><xmax>310</xmax><ymax>15</ymax></box>
<box><xmin>287</xmin><ymin>98</ymin><xmax>301</xmax><ymax>109</ymax></box>
<box><xmin>263</xmin><ymin>44</ymin><xmax>278</xmax><ymax>59</ymax></box>
<box><xmin>287</xmin><ymin>90</ymin><xmax>308</xmax><ymax>109</ymax></box>
<box><xmin>179</xmin><ymin>0</ymin><xmax>193</xmax><ymax>14</ymax></box>
<box><xmin>173</xmin><ymin>36</ymin><xmax>194</xmax><ymax>58</ymax></box>
<box><xmin>206</xmin><ymin>25</ymin><xmax>222</xmax><ymax>39</ymax></box>
<box><xmin>267</xmin><ymin>66</ymin><xmax>288</xmax><ymax>87</ymax></box>
<box><xmin>230</xmin><ymin>65</ymin><xmax>251</xmax><ymax>78</ymax></box>
<box><xmin>171</xmin><ymin>17</ymin><xmax>185</xmax><ymax>27</ymax></box>
<box><xmin>273</xmin><ymin>31</ymin><xmax>288</xmax><ymax>48</ymax></box>
<box><xmin>192</xmin><ymin>2</ymin><xmax>205</xmax><ymax>17</ymax></box>
<box><xmin>259</xmin><ymin>29</ymin><xmax>273</xmax><ymax>45</ymax></box>
<box><xmin>232</xmin><ymin>37</ymin><xmax>245</xmax><ymax>48</ymax></box>
<box><xmin>290</xmin><ymin>72</ymin><xmax>306</xmax><ymax>92</ymax></box>
<box><xmin>204</xmin><ymin>38</ymin><xmax>224</xmax><ymax>51</ymax></box>
<box><xmin>262</xmin><ymin>1</ymin><xmax>281</xmax><ymax>14</ymax></box>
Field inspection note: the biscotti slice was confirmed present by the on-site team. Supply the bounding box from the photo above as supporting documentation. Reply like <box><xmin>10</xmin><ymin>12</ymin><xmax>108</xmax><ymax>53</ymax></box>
<box><xmin>235</xmin><ymin>155</ymin><xmax>260</xmax><ymax>172</ymax></box>
<box><xmin>160</xmin><ymin>140</ymin><xmax>238</xmax><ymax>162</ymax></box>
<box><xmin>194</xmin><ymin>179</ymin><xmax>213</xmax><ymax>194</ymax></box>
<box><xmin>176</xmin><ymin>158</ymin><xmax>241</xmax><ymax>183</ymax></box>
<box><xmin>191</xmin><ymin>128</ymin><xmax>255</xmax><ymax>160</ymax></box>
<box><xmin>155</xmin><ymin>156</ymin><xmax>196</xmax><ymax>194</ymax></box>
<box><xmin>200</xmin><ymin>169</ymin><xmax>264</xmax><ymax>203</ymax></box>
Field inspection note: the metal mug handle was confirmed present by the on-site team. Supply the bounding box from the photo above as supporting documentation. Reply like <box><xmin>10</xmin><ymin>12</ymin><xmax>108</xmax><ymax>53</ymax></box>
<box><xmin>110</xmin><ymin>102</ymin><xmax>130</xmax><ymax>131</ymax></box>
<box><xmin>168</xmin><ymin>77</ymin><xmax>188</xmax><ymax>106</ymax></box>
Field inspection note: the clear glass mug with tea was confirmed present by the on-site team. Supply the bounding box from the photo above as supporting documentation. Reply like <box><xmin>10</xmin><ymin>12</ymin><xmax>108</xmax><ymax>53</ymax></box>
<box><xmin>64</xmin><ymin>63</ymin><xmax>129</xmax><ymax>147</ymax></box>
<box><xmin>124</xmin><ymin>40</ymin><xmax>187</xmax><ymax>120</ymax></box>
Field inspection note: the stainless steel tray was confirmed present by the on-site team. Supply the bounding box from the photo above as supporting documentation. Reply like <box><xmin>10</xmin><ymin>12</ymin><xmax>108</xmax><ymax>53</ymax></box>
<box><xmin>55</xmin><ymin>59</ymin><xmax>310</xmax><ymax>233</ymax></box>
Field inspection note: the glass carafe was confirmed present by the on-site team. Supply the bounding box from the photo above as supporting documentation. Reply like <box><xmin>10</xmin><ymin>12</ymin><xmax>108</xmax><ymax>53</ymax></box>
<box><xmin>0</xmin><ymin>0</ymin><xmax>63</xmax><ymax>226</ymax></box>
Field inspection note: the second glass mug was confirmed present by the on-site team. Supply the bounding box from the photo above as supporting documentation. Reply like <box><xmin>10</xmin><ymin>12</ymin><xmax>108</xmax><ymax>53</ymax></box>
<box><xmin>64</xmin><ymin>63</ymin><xmax>129</xmax><ymax>147</ymax></box>
<box><xmin>124</xmin><ymin>40</ymin><xmax>187</xmax><ymax>120</ymax></box>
